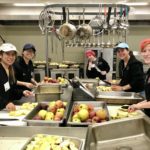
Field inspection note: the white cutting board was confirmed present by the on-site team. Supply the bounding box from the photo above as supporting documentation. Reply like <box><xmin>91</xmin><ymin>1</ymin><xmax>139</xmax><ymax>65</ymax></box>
<box><xmin>0</xmin><ymin>106</ymin><xmax>27</xmax><ymax>126</ymax></box>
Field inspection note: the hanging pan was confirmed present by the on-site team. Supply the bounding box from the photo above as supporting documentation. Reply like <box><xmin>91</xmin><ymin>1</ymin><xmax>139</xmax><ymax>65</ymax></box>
<box><xmin>59</xmin><ymin>7</ymin><xmax>76</xmax><ymax>40</ymax></box>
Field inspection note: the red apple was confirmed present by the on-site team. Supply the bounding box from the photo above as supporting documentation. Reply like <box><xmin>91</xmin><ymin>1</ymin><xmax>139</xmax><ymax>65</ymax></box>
<box><xmin>55</xmin><ymin>100</ymin><xmax>64</xmax><ymax>109</ymax></box>
<box><xmin>86</xmin><ymin>118</ymin><xmax>92</xmax><ymax>123</ymax></box>
<box><xmin>55</xmin><ymin>112</ymin><xmax>63</xmax><ymax>119</ymax></box>
<box><xmin>54</xmin><ymin>115</ymin><xmax>62</xmax><ymax>121</ymax></box>
<box><xmin>40</xmin><ymin>103</ymin><xmax>48</xmax><ymax>110</ymax></box>
<box><xmin>89</xmin><ymin>111</ymin><xmax>96</xmax><ymax>119</ymax></box>
<box><xmin>87</xmin><ymin>104</ymin><xmax>94</xmax><ymax>112</ymax></box>
<box><xmin>73</xmin><ymin>105</ymin><xmax>79</xmax><ymax>114</ymax></box>
<box><xmin>92</xmin><ymin>116</ymin><xmax>100</xmax><ymax>123</ymax></box>
<box><xmin>33</xmin><ymin>115</ymin><xmax>43</xmax><ymax>120</ymax></box>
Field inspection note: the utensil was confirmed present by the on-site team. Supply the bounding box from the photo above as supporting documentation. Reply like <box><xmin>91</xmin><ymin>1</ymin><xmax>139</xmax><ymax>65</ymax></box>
<box><xmin>101</xmin><ymin>80</ymin><xmax>112</xmax><ymax>86</ymax></box>
<box><xmin>76</xmin><ymin>8</ymin><xmax>92</xmax><ymax>40</ymax></box>
<box><xmin>59</xmin><ymin>7</ymin><xmax>76</xmax><ymax>40</ymax></box>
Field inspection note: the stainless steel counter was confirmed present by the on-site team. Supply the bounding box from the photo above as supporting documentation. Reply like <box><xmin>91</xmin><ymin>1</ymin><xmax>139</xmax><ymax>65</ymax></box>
<box><xmin>0</xmin><ymin>126</ymin><xmax>87</xmax><ymax>150</ymax></box>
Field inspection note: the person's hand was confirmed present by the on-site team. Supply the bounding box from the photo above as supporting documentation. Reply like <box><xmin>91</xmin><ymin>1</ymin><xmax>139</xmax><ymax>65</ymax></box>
<box><xmin>88</xmin><ymin>62</ymin><xmax>93</xmax><ymax>70</ymax></box>
<box><xmin>25</xmin><ymin>82</ymin><xmax>34</xmax><ymax>89</ymax></box>
<box><xmin>128</xmin><ymin>104</ymin><xmax>139</xmax><ymax>112</ymax></box>
<box><xmin>6</xmin><ymin>102</ymin><xmax>16</xmax><ymax>112</ymax></box>
<box><xmin>23</xmin><ymin>90</ymin><xmax>34</xmax><ymax>97</ymax></box>
<box><xmin>111</xmin><ymin>85</ymin><xmax>122</xmax><ymax>91</ymax></box>
<box><xmin>101</xmin><ymin>71</ymin><xmax>107</xmax><ymax>75</ymax></box>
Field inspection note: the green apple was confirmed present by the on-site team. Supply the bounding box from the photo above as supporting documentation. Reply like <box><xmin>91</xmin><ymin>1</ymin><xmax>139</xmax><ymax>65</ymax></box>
<box><xmin>45</xmin><ymin>112</ymin><xmax>54</xmax><ymax>120</ymax></box>
<box><xmin>38</xmin><ymin>109</ymin><xmax>47</xmax><ymax>119</ymax></box>
<box><xmin>72</xmin><ymin>118</ymin><xmax>81</xmax><ymax>123</ymax></box>
<box><xmin>79</xmin><ymin>104</ymin><xmax>88</xmax><ymax>110</ymax></box>
<box><xmin>57</xmin><ymin>108</ymin><xmax>65</xmax><ymax>115</ymax></box>
<box><xmin>78</xmin><ymin>109</ymin><xmax>89</xmax><ymax>121</ymax></box>
<box><xmin>49</xmin><ymin>101</ymin><xmax>56</xmax><ymax>107</ymax></box>
<box><xmin>63</xmin><ymin>102</ymin><xmax>67</xmax><ymax>107</ymax></box>
<box><xmin>72</xmin><ymin>113</ymin><xmax>79</xmax><ymax>120</ymax></box>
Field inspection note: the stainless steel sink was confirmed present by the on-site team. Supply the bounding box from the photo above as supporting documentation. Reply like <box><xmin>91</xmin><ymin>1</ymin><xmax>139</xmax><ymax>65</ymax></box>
<box><xmin>85</xmin><ymin>116</ymin><xmax>150</xmax><ymax>150</ymax></box>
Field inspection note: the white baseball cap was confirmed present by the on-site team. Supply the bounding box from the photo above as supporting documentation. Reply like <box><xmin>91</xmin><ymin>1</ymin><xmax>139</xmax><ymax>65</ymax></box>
<box><xmin>0</xmin><ymin>43</ymin><xmax>17</xmax><ymax>52</ymax></box>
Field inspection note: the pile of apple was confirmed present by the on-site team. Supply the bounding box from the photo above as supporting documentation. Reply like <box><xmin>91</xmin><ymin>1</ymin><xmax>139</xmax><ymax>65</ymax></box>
<box><xmin>71</xmin><ymin>103</ymin><xmax>109</xmax><ymax>123</ymax></box>
<box><xmin>43</xmin><ymin>77</ymin><xmax>68</xmax><ymax>84</ymax></box>
<box><xmin>33</xmin><ymin>100</ymin><xmax>67</xmax><ymax>121</ymax></box>
<box><xmin>25</xmin><ymin>134</ymin><xmax>79</xmax><ymax>150</ymax></box>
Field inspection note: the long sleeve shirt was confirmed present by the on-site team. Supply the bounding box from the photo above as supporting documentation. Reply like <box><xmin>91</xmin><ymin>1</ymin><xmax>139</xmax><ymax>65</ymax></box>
<box><xmin>144</xmin><ymin>68</ymin><xmax>150</xmax><ymax>117</ymax></box>
<box><xmin>0</xmin><ymin>63</ymin><xmax>23</xmax><ymax>110</ymax></box>
<box><xmin>13</xmin><ymin>56</ymin><xmax>34</xmax><ymax>91</ymax></box>
<box><xmin>119</xmin><ymin>56</ymin><xmax>145</xmax><ymax>92</ymax></box>
<box><xmin>86</xmin><ymin>57</ymin><xmax>110</xmax><ymax>80</ymax></box>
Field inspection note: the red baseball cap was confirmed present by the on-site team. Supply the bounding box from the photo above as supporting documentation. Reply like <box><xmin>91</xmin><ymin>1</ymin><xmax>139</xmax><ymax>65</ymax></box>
<box><xmin>140</xmin><ymin>38</ymin><xmax>150</xmax><ymax>51</ymax></box>
<box><xmin>85</xmin><ymin>50</ymin><xmax>95</xmax><ymax>57</ymax></box>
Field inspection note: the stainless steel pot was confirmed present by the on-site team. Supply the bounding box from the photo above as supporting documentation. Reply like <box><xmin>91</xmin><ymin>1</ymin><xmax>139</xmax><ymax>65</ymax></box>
<box><xmin>76</xmin><ymin>8</ymin><xmax>92</xmax><ymax>40</ymax></box>
<box><xmin>59</xmin><ymin>8</ymin><xmax>76</xmax><ymax>40</ymax></box>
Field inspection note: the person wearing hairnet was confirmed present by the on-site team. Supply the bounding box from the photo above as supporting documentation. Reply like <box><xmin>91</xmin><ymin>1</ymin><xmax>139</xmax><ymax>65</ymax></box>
<box><xmin>0</xmin><ymin>43</ymin><xmax>33</xmax><ymax>111</ymax></box>
<box><xmin>128</xmin><ymin>39</ymin><xmax>150</xmax><ymax>117</ymax></box>
<box><xmin>85</xmin><ymin>50</ymin><xmax>110</xmax><ymax>80</ymax></box>
<box><xmin>13</xmin><ymin>43</ymin><xmax>38</xmax><ymax>91</ymax></box>
<box><xmin>112</xmin><ymin>42</ymin><xmax>145</xmax><ymax>93</ymax></box>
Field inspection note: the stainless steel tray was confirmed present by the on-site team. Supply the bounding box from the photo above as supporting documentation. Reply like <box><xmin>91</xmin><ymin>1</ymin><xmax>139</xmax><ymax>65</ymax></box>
<box><xmin>23</xmin><ymin>101</ymin><xmax>70</xmax><ymax>126</ymax></box>
<box><xmin>96</xmin><ymin>91</ymin><xmax>143</xmax><ymax>105</ymax></box>
<box><xmin>80</xmin><ymin>79</ymin><xmax>99</xmax><ymax>86</ymax></box>
<box><xmin>35</xmin><ymin>93</ymin><xmax>61</xmax><ymax>102</ymax></box>
<box><xmin>21</xmin><ymin>134</ymin><xmax>83</xmax><ymax>150</ymax></box>
<box><xmin>85</xmin><ymin>116</ymin><xmax>150</xmax><ymax>150</ymax></box>
<box><xmin>35</xmin><ymin>83</ymin><xmax>62</xmax><ymax>94</ymax></box>
<box><xmin>67</xmin><ymin>101</ymin><xmax>110</xmax><ymax>126</ymax></box>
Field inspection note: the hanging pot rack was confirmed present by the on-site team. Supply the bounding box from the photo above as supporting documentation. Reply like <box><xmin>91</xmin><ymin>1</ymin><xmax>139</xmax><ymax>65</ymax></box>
<box><xmin>39</xmin><ymin>4</ymin><xmax>130</xmax><ymax>76</ymax></box>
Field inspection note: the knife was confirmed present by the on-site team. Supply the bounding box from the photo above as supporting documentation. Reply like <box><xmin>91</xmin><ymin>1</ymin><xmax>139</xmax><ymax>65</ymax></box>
<box><xmin>0</xmin><ymin>118</ymin><xmax>19</xmax><ymax>121</ymax></box>
<box><xmin>101</xmin><ymin>80</ymin><xmax>112</xmax><ymax>86</ymax></box>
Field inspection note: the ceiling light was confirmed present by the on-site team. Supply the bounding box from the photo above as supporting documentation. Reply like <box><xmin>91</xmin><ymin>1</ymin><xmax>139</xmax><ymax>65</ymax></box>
<box><xmin>117</xmin><ymin>2</ymin><xmax>149</xmax><ymax>6</ymax></box>
<box><xmin>14</xmin><ymin>3</ymin><xmax>45</xmax><ymax>7</ymax></box>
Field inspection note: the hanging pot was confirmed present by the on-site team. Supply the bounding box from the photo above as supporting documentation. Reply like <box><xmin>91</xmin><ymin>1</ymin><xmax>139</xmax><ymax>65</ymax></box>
<box><xmin>76</xmin><ymin>8</ymin><xmax>92</xmax><ymax>40</ymax></box>
<box><xmin>59</xmin><ymin>8</ymin><xmax>76</xmax><ymax>40</ymax></box>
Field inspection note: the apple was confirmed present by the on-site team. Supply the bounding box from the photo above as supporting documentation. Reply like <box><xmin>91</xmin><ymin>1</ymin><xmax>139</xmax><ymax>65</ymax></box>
<box><xmin>40</xmin><ymin>103</ymin><xmax>48</xmax><ymax>110</ymax></box>
<box><xmin>38</xmin><ymin>109</ymin><xmax>47</xmax><ymax>119</ymax></box>
<box><xmin>89</xmin><ymin>111</ymin><xmax>96</xmax><ymax>119</ymax></box>
<box><xmin>55</xmin><ymin>100</ymin><xmax>64</xmax><ymax>109</ymax></box>
<box><xmin>72</xmin><ymin>113</ymin><xmax>79</xmax><ymax>120</ymax></box>
<box><xmin>87</xmin><ymin>104</ymin><xmax>94</xmax><ymax>112</ymax></box>
<box><xmin>72</xmin><ymin>118</ymin><xmax>81</xmax><ymax>123</ymax></box>
<box><xmin>45</xmin><ymin>112</ymin><xmax>54</xmax><ymax>120</ymax></box>
<box><xmin>78</xmin><ymin>109</ymin><xmax>89</xmax><ymax>121</ymax></box>
<box><xmin>33</xmin><ymin>115</ymin><xmax>43</xmax><ymax>120</ymax></box>
<box><xmin>96</xmin><ymin>109</ymin><xmax>107</xmax><ymax>120</ymax></box>
<box><xmin>63</xmin><ymin>102</ymin><xmax>67</xmax><ymax>108</ymax></box>
<box><xmin>47</xmin><ymin>105</ymin><xmax>57</xmax><ymax>114</ymax></box>
<box><xmin>57</xmin><ymin>108</ymin><xmax>65</xmax><ymax>115</ymax></box>
<box><xmin>79</xmin><ymin>104</ymin><xmax>88</xmax><ymax>110</ymax></box>
<box><xmin>49</xmin><ymin>101</ymin><xmax>56</xmax><ymax>107</ymax></box>
<box><xmin>73</xmin><ymin>105</ymin><xmax>79</xmax><ymax>114</ymax></box>
<box><xmin>54</xmin><ymin>115</ymin><xmax>62</xmax><ymax>121</ymax></box>
<box><xmin>86</xmin><ymin>118</ymin><xmax>92</xmax><ymax>123</ymax></box>
<box><xmin>92</xmin><ymin>116</ymin><xmax>100</xmax><ymax>123</ymax></box>
<box><xmin>55</xmin><ymin>111</ymin><xmax>63</xmax><ymax>119</ymax></box>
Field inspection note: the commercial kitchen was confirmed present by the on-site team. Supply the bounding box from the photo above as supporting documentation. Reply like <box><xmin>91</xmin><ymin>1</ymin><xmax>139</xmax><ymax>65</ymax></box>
<box><xmin>0</xmin><ymin>0</ymin><xmax>150</xmax><ymax>150</ymax></box>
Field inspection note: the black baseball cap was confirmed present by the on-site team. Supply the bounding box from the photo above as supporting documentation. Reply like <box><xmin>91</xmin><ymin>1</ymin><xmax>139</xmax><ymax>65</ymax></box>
<box><xmin>23</xmin><ymin>43</ymin><xmax>36</xmax><ymax>52</ymax></box>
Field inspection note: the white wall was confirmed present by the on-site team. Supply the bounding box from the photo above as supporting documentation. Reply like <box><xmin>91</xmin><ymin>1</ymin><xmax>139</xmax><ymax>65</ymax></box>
<box><xmin>0</xmin><ymin>25</ymin><xmax>150</xmax><ymax>63</ymax></box>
